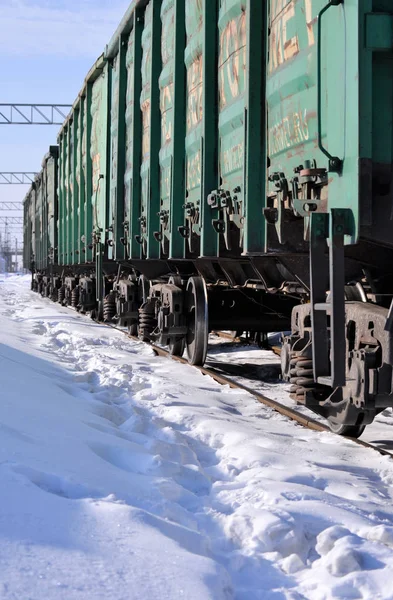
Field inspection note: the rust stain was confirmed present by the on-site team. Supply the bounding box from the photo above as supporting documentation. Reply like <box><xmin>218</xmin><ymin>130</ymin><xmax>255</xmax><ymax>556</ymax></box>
<box><xmin>186</xmin><ymin>56</ymin><xmax>203</xmax><ymax>131</ymax></box>
<box><xmin>218</xmin><ymin>11</ymin><xmax>246</xmax><ymax>109</ymax></box>
<box><xmin>269</xmin><ymin>0</ymin><xmax>316</xmax><ymax>73</ymax></box>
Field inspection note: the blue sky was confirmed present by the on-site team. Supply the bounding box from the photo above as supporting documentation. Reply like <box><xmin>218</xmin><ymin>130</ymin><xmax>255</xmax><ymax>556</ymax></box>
<box><xmin>0</xmin><ymin>0</ymin><xmax>129</xmax><ymax>242</ymax></box>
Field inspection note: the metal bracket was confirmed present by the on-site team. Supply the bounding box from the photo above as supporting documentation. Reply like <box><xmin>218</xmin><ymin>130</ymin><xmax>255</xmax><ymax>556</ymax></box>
<box><xmin>178</xmin><ymin>225</ymin><xmax>190</xmax><ymax>239</ymax></box>
<box><xmin>269</xmin><ymin>172</ymin><xmax>288</xmax><ymax>243</ymax></box>
<box><xmin>212</xmin><ymin>219</ymin><xmax>225</xmax><ymax>234</ymax></box>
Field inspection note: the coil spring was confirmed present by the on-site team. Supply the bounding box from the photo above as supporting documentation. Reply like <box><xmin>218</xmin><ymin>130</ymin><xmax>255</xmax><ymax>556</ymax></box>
<box><xmin>289</xmin><ymin>352</ymin><xmax>316</xmax><ymax>403</ymax></box>
<box><xmin>103</xmin><ymin>293</ymin><xmax>116</xmax><ymax>322</ymax></box>
<box><xmin>289</xmin><ymin>350</ymin><xmax>332</xmax><ymax>404</ymax></box>
<box><xmin>71</xmin><ymin>286</ymin><xmax>80</xmax><ymax>309</ymax></box>
<box><xmin>58</xmin><ymin>285</ymin><xmax>66</xmax><ymax>305</ymax></box>
<box><xmin>138</xmin><ymin>306</ymin><xmax>156</xmax><ymax>341</ymax></box>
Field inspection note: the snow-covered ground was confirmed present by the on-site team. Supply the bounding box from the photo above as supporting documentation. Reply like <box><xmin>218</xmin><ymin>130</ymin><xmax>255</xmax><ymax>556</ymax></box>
<box><xmin>2</xmin><ymin>275</ymin><xmax>393</xmax><ymax>599</ymax></box>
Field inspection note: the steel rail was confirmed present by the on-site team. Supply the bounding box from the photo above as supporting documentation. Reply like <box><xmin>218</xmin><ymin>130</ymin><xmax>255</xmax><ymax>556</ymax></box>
<box><xmin>102</xmin><ymin>323</ymin><xmax>393</xmax><ymax>457</ymax></box>
<box><xmin>29</xmin><ymin>289</ymin><xmax>393</xmax><ymax>459</ymax></box>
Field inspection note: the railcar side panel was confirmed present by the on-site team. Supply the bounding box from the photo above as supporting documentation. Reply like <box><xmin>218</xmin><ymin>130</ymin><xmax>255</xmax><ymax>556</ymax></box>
<box><xmin>109</xmin><ymin>34</ymin><xmax>129</xmax><ymax>263</ymax></box>
<box><xmin>125</xmin><ymin>11</ymin><xmax>144</xmax><ymax>260</ymax></box>
<box><xmin>109</xmin><ymin>53</ymin><xmax>120</xmax><ymax>260</ymax></box>
<box><xmin>139</xmin><ymin>0</ymin><xmax>162</xmax><ymax>259</ymax></box>
<box><xmin>184</xmin><ymin>0</ymin><xmax>204</xmax><ymax>252</ymax></box>
<box><xmin>266</xmin><ymin>0</ymin><xmax>393</xmax><ymax>249</ymax></box>
<box><xmin>83</xmin><ymin>90</ymin><xmax>94</xmax><ymax>264</ymax></box>
<box><xmin>65</xmin><ymin>124</ymin><xmax>71</xmax><ymax>265</ymax></box>
<box><xmin>76</xmin><ymin>103</ymin><xmax>85</xmax><ymax>264</ymax></box>
<box><xmin>34</xmin><ymin>180</ymin><xmax>42</xmax><ymax>270</ymax></box>
<box><xmin>71</xmin><ymin>115</ymin><xmax>79</xmax><ymax>265</ymax></box>
<box><xmin>58</xmin><ymin>131</ymin><xmax>64</xmax><ymax>265</ymax></box>
<box><xmin>67</xmin><ymin>120</ymin><xmax>74</xmax><ymax>265</ymax></box>
<box><xmin>217</xmin><ymin>1</ymin><xmax>247</xmax><ymax>251</ymax></box>
<box><xmin>23</xmin><ymin>194</ymin><xmax>32</xmax><ymax>270</ymax></box>
<box><xmin>45</xmin><ymin>147</ymin><xmax>59</xmax><ymax>267</ymax></box>
<box><xmin>90</xmin><ymin>66</ymin><xmax>110</xmax><ymax>241</ymax></box>
<box><xmin>158</xmin><ymin>0</ymin><xmax>175</xmax><ymax>255</ymax></box>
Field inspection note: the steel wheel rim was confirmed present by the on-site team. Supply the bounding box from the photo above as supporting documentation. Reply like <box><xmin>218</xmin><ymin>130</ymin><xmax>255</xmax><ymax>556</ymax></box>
<box><xmin>185</xmin><ymin>276</ymin><xmax>208</xmax><ymax>366</ymax></box>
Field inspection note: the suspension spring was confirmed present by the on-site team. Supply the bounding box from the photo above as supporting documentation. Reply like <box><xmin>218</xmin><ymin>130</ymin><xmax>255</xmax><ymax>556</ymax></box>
<box><xmin>71</xmin><ymin>286</ymin><xmax>80</xmax><ymax>309</ymax></box>
<box><xmin>103</xmin><ymin>293</ymin><xmax>116</xmax><ymax>322</ymax></box>
<box><xmin>289</xmin><ymin>353</ymin><xmax>317</xmax><ymax>403</ymax></box>
<box><xmin>138</xmin><ymin>305</ymin><xmax>156</xmax><ymax>342</ymax></box>
<box><xmin>58</xmin><ymin>285</ymin><xmax>66</xmax><ymax>305</ymax></box>
<box><xmin>289</xmin><ymin>349</ymin><xmax>332</xmax><ymax>405</ymax></box>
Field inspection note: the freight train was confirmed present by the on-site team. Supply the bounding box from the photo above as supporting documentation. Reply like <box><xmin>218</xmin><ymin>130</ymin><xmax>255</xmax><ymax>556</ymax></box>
<box><xmin>24</xmin><ymin>0</ymin><xmax>393</xmax><ymax>438</ymax></box>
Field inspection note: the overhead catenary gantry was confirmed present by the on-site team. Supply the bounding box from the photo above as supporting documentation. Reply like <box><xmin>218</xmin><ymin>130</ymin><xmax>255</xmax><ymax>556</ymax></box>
<box><xmin>0</xmin><ymin>173</ymin><xmax>37</xmax><ymax>184</ymax></box>
<box><xmin>0</xmin><ymin>104</ymin><xmax>72</xmax><ymax>125</ymax></box>
<box><xmin>0</xmin><ymin>216</ymin><xmax>22</xmax><ymax>225</ymax></box>
<box><xmin>0</xmin><ymin>202</ymin><xmax>23</xmax><ymax>210</ymax></box>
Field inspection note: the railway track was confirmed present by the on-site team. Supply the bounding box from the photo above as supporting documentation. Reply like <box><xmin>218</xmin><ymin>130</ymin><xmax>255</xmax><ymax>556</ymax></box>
<box><xmin>103</xmin><ymin>321</ymin><xmax>393</xmax><ymax>460</ymax></box>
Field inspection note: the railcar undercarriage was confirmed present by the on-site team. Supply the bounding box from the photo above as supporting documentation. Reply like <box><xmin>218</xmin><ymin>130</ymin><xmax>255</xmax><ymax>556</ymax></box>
<box><xmin>31</xmin><ymin>252</ymin><xmax>393</xmax><ymax>439</ymax></box>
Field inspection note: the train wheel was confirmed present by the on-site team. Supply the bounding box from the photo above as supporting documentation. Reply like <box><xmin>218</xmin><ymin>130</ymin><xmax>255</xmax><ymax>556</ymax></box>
<box><xmin>50</xmin><ymin>286</ymin><xmax>58</xmax><ymax>302</ymax></box>
<box><xmin>185</xmin><ymin>276</ymin><xmax>208</xmax><ymax>366</ymax></box>
<box><xmin>168</xmin><ymin>275</ymin><xmax>185</xmax><ymax>356</ymax></box>
<box><xmin>328</xmin><ymin>420</ymin><xmax>366</xmax><ymax>439</ymax></box>
<box><xmin>169</xmin><ymin>337</ymin><xmax>185</xmax><ymax>357</ymax></box>
<box><xmin>128</xmin><ymin>321</ymin><xmax>138</xmax><ymax>337</ymax></box>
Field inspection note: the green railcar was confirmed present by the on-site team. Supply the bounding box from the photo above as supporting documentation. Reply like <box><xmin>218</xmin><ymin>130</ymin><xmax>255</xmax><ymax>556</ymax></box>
<box><xmin>29</xmin><ymin>0</ymin><xmax>393</xmax><ymax>435</ymax></box>
<box><xmin>23</xmin><ymin>189</ymin><xmax>33</xmax><ymax>273</ymax></box>
<box><xmin>104</xmin><ymin>0</ymin><xmax>267</xmax><ymax>262</ymax></box>
<box><xmin>23</xmin><ymin>147</ymin><xmax>58</xmax><ymax>294</ymax></box>
<box><xmin>266</xmin><ymin>0</ymin><xmax>393</xmax><ymax>435</ymax></box>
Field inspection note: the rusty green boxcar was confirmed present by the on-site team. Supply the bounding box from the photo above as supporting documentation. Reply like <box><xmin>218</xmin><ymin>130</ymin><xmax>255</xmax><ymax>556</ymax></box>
<box><xmin>27</xmin><ymin>0</ymin><xmax>393</xmax><ymax>437</ymax></box>
<box><xmin>23</xmin><ymin>146</ymin><xmax>58</xmax><ymax>296</ymax></box>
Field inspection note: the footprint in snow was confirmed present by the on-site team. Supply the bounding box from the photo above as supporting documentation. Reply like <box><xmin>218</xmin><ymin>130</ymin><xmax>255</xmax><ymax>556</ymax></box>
<box><xmin>89</xmin><ymin>441</ymin><xmax>156</xmax><ymax>475</ymax></box>
<box><xmin>0</xmin><ymin>422</ymin><xmax>35</xmax><ymax>445</ymax></box>
<box><xmin>31</xmin><ymin>323</ymin><xmax>47</xmax><ymax>335</ymax></box>
<box><xmin>89</xmin><ymin>401</ymin><xmax>128</xmax><ymax>426</ymax></box>
<box><xmin>84</xmin><ymin>420</ymin><xmax>136</xmax><ymax>443</ymax></box>
<box><xmin>286</xmin><ymin>474</ymin><xmax>327</xmax><ymax>491</ymax></box>
<box><xmin>10</xmin><ymin>464</ymin><xmax>100</xmax><ymax>500</ymax></box>
<box><xmin>89</xmin><ymin>441</ymin><xmax>211</xmax><ymax>494</ymax></box>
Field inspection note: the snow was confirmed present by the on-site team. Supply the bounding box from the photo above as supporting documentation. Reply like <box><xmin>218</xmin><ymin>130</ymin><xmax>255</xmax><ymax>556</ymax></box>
<box><xmin>1</xmin><ymin>275</ymin><xmax>393</xmax><ymax>599</ymax></box>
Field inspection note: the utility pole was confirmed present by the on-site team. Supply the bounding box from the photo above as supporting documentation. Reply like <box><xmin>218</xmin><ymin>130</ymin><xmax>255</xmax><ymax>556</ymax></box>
<box><xmin>1</xmin><ymin>218</ymin><xmax>11</xmax><ymax>272</ymax></box>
